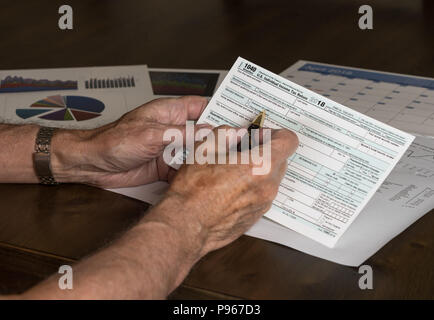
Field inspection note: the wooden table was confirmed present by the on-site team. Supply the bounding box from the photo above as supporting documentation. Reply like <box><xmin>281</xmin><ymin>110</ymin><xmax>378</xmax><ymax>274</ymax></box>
<box><xmin>0</xmin><ymin>0</ymin><xmax>433</xmax><ymax>299</ymax></box>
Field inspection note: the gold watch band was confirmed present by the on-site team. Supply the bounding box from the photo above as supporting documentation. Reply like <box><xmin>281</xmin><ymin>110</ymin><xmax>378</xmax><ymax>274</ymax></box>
<box><xmin>33</xmin><ymin>127</ymin><xmax>59</xmax><ymax>185</ymax></box>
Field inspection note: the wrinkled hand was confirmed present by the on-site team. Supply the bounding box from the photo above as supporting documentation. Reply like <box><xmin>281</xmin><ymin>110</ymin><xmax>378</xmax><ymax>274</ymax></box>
<box><xmin>51</xmin><ymin>96</ymin><xmax>208</xmax><ymax>188</ymax></box>
<box><xmin>152</xmin><ymin>126</ymin><xmax>299</xmax><ymax>257</ymax></box>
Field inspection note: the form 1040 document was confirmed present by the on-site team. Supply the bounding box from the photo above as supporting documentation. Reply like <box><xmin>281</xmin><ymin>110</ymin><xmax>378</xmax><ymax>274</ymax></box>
<box><xmin>198</xmin><ymin>57</ymin><xmax>415</xmax><ymax>248</ymax></box>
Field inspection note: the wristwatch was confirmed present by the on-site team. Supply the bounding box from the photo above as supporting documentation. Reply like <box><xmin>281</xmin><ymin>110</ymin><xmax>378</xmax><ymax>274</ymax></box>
<box><xmin>33</xmin><ymin>127</ymin><xmax>59</xmax><ymax>185</ymax></box>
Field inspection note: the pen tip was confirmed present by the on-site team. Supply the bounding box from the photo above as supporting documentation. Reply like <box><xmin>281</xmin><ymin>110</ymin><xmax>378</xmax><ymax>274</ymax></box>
<box><xmin>252</xmin><ymin>110</ymin><xmax>266</xmax><ymax>127</ymax></box>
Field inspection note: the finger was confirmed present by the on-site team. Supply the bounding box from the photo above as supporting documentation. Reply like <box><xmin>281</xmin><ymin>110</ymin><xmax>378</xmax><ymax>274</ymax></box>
<box><xmin>144</xmin><ymin>96</ymin><xmax>208</xmax><ymax>125</ymax></box>
<box><xmin>270</xmin><ymin>129</ymin><xmax>299</xmax><ymax>160</ymax></box>
<box><xmin>176</xmin><ymin>96</ymin><xmax>209</xmax><ymax>120</ymax></box>
<box><xmin>155</xmin><ymin>123</ymin><xmax>214</xmax><ymax>173</ymax></box>
<box><xmin>191</xmin><ymin>125</ymin><xmax>248</xmax><ymax>163</ymax></box>
<box><xmin>156</xmin><ymin>155</ymin><xmax>178</xmax><ymax>182</ymax></box>
<box><xmin>160</xmin><ymin>123</ymin><xmax>213</xmax><ymax>146</ymax></box>
<box><xmin>245</xmin><ymin>128</ymin><xmax>297</xmax><ymax>177</ymax></box>
<box><xmin>255</xmin><ymin>129</ymin><xmax>298</xmax><ymax>165</ymax></box>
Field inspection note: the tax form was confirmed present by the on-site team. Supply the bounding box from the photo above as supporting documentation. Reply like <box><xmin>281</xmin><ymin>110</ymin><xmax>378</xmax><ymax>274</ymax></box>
<box><xmin>247</xmin><ymin>135</ymin><xmax>434</xmax><ymax>266</ymax></box>
<box><xmin>198</xmin><ymin>57</ymin><xmax>415</xmax><ymax>248</ymax></box>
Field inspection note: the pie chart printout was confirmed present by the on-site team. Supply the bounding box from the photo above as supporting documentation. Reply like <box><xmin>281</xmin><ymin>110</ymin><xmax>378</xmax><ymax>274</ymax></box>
<box><xmin>16</xmin><ymin>95</ymin><xmax>105</xmax><ymax>122</ymax></box>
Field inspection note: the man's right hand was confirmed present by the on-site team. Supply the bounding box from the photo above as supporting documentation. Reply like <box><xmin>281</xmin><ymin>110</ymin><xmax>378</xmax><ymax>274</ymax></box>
<box><xmin>146</xmin><ymin>127</ymin><xmax>298</xmax><ymax>261</ymax></box>
<box><xmin>16</xmin><ymin>126</ymin><xmax>298</xmax><ymax>299</ymax></box>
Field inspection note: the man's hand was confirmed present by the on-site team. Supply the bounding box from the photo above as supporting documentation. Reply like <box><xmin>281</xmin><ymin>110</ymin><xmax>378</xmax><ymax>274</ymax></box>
<box><xmin>11</xmin><ymin>119</ymin><xmax>299</xmax><ymax>299</ymax></box>
<box><xmin>146</xmin><ymin>127</ymin><xmax>299</xmax><ymax>262</ymax></box>
<box><xmin>51</xmin><ymin>96</ymin><xmax>208</xmax><ymax>188</ymax></box>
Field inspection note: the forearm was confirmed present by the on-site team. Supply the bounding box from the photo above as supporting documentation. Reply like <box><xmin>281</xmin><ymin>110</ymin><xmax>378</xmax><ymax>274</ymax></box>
<box><xmin>0</xmin><ymin>124</ymin><xmax>40</xmax><ymax>183</ymax></box>
<box><xmin>18</xmin><ymin>195</ymin><xmax>205</xmax><ymax>299</ymax></box>
<box><xmin>0</xmin><ymin>123</ymin><xmax>100</xmax><ymax>184</ymax></box>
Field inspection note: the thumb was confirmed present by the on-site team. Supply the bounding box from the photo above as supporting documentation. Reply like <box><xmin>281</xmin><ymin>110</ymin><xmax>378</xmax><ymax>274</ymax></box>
<box><xmin>161</xmin><ymin>122</ymin><xmax>213</xmax><ymax>147</ymax></box>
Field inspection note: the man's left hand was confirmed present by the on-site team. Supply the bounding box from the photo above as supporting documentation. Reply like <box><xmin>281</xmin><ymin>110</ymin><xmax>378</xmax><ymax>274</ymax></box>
<box><xmin>51</xmin><ymin>96</ymin><xmax>208</xmax><ymax>188</ymax></box>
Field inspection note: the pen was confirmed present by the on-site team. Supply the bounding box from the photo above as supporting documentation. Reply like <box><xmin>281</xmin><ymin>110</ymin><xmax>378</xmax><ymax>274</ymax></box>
<box><xmin>238</xmin><ymin>110</ymin><xmax>266</xmax><ymax>150</ymax></box>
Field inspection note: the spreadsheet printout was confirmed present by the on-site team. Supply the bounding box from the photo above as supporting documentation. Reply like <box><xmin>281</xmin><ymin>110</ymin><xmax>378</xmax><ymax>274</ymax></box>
<box><xmin>280</xmin><ymin>61</ymin><xmax>434</xmax><ymax>137</ymax></box>
<box><xmin>198</xmin><ymin>57</ymin><xmax>414</xmax><ymax>247</ymax></box>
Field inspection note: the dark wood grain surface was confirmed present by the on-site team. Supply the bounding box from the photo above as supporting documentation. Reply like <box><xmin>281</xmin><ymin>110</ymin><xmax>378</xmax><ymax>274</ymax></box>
<box><xmin>0</xmin><ymin>0</ymin><xmax>433</xmax><ymax>299</ymax></box>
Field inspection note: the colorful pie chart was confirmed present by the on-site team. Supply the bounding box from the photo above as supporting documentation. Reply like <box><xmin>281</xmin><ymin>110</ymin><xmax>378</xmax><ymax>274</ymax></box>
<box><xmin>16</xmin><ymin>95</ymin><xmax>105</xmax><ymax>122</ymax></box>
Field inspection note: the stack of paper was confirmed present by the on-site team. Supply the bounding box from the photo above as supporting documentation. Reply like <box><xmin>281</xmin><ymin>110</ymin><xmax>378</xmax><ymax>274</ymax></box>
<box><xmin>1</xmin><ymin>60</ymin><xmax>433</xmax><ymax>266</ymax></box>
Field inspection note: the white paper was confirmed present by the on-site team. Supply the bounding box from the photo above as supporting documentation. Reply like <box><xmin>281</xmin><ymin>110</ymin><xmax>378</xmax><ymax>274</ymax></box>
<box><xmin>0</xmin><ymin>65</ymin><xmax>154</xmax><ymax>129</ymax></box>
<box><xmin>3</xmin><ymin>63</ymin><xmax>429</xmax><ymax>264</ymax></box>
<box><xmin>280</xmin><ymin>60</ymin><xmax>434</xmax><ymax>137</ymax></box>
<box><xmin>106</xmin><ymin>136</ymin><xmax>434</xmax><ymax>267</ymax></box>
<box><xmin>247</xmin><ymin>135</ymin><xmax>434</xmax><ymax>266</ymax></box>
<box><xmin>108</xmin><ymin>181</ymin><xmax>168</xmax><ymax>206</ymax></box>
<box><xmin>196</xmin><ymin>57</ymin><xmax>414</xmax><ymax>247</ymax></box>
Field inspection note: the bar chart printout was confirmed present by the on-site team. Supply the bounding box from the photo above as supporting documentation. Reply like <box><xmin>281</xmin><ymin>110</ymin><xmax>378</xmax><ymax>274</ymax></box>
<box><xmin>198</xmin><ymin>57</ymin><xmax>415</xmax><ymax>247</ymax></box>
